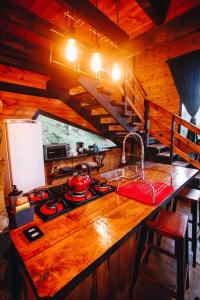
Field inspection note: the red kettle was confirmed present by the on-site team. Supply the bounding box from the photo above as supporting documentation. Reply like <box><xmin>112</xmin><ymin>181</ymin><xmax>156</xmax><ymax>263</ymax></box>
<box><xmin>68</xmin><ymin>163</ymin><xmax>92</xmax><ymax>194</ymax></box>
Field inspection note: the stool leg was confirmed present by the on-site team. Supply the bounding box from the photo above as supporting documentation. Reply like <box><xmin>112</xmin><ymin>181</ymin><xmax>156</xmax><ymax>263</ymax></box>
<box><xmin>130</xmin><ymin>225</ymin><xmax>148</xmax><ymax>298</ymax></box>
<box><xmin>185</xmin><ymin>226</ymin><xmax>189</xmax><ymax>289</ymax></box>
<box><xmin>176</xmin><ymin>237</ymin><xmax>185</xmax><ymax>300</ymax></box>
<box><xmin>191</xmin><ymin>201</ymin><xmax>197</xmax><ymax>267</ymax></box>
<box><xmin>172</xmin><ymin>197</ymin><xmax>178</xmax><ymax>212</ymax></box>
<box><xmin>198</xmin><ymin>201</ymin><xmax>200</xmax><ymax>242</ymax></box>
<box><xmin>144</xmin><ymin>230</ymin><xmax>154</xmax><ymax>263</ymax></box>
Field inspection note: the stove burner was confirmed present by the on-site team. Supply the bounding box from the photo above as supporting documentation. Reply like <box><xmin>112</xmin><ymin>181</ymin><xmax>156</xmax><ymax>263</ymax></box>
<box><xmin>34</xmin><ymin>181</ymin><xmax>116</xmax><ymax>221</ymax></box>
<box><xmin>28</xmin><ymin>190</ymin><xmax>48</xmax><ymax>204</ymax></box>
<box><xmin>93</xmin><ymin>183</ymin><xmax>110</xmax><ymax>193</ymax></box>
<box><xmin>40</xmin><ymin>201</ymin><xmax>64</xmax><ymax>216</ymax></box>
<box><xmin>64</xmin><ymin>190</ymin><xmax>93</xmax><ymax>202</ymax></box>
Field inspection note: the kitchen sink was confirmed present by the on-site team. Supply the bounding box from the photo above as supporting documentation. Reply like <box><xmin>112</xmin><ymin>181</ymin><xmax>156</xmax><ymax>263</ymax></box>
<box><xmin>100</xmin><ymin>165</ymin><xmax>141</xmax><ymax>182</ymax></box>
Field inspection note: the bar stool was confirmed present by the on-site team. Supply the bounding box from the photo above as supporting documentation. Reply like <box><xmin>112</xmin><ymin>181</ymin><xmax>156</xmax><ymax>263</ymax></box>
<box><xmin>130</xmin><ymin>209</ymin><xmax>189</xmax><ymax>300</ymax></box>
<box><xmin>173</xmin><ymin>188</ymin><xmax>200</xmax><ymax>267</ymax></box>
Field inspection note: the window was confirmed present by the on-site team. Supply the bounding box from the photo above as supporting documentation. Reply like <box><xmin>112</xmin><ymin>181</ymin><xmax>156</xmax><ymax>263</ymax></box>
<box><xmin>35</xmin><ymin>111</ymin><xmax>117</xmax><ymax>154</ymax></box>
<box><xmin>181</xmin><ymin>104</ymin><xmax>200</xmax><ymax>138</ymax></box>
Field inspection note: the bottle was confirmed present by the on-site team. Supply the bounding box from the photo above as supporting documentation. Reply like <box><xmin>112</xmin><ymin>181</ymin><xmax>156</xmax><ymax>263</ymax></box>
<box><xmin>8</xmin><ymin>185</ymin><xmax>23</xmax><ymax>209</ymax></box>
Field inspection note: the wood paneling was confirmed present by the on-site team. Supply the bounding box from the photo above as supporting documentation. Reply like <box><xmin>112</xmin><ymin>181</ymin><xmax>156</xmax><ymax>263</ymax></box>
<box><xmin>134</xmin><ymin>30</ymin><xmax>200</xmax><ymax>124</ymax></box>
<box><xmin>0</xmin><ymin>159</ymin><xmax>4</xmax><ymax>212</ymax></box>
<box><xmin>0</xmin><ymin>64</ymin><xmax>49</xmax><ymax>89</ymax></box>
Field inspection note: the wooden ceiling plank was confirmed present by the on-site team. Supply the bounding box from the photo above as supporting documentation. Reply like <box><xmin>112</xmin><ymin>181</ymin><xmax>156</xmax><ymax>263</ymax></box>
<box><xmin>123</xmin><ymin>5</ymin><xmax>200</xmax><ymax>56</ymax></box>
<box><xmin>0</xmin><ymin>48</ymin><xmax>78</xmax><ymax>90</ymax></box>
<box><xmin>58</xmin><ymin>0</ymin><xmax>129</xmax><ymax>43</ymax></box>
<box><xmin>0</xmin><ymin>29</ymin><xmax>49</xmax><ymax>62</ymax></box>
<box><xmin>0</xmin><ymin>0</ymin><xmax>64</xmax><ymax>42</ymax></box>
<box><xmin>136</xmin><ymin>0</ymin><xmax>171</xmax><ymax>25</ymax></box>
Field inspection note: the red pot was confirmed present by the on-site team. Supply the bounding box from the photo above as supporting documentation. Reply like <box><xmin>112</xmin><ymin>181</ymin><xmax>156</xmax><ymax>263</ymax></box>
<box><xmin>68</xmin><ymin>163</ymin><xmax>92</xmax><ymax>194</ymax></box>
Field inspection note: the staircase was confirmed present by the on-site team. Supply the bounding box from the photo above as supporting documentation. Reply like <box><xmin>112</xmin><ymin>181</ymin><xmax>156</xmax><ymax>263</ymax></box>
<box><xmin>66</xmin><ymin>75</ymin><xmax>144</xmax><ymax>142</ymax></box>
<box><xmin>143</xmin><ymin>99</ymin><xmax>200</xmax><ymax>169</ymax></box>
<box><xmin>49</xmin><ymin>60</ymin><xmax>200</xmax><ymax>170</ymax></box>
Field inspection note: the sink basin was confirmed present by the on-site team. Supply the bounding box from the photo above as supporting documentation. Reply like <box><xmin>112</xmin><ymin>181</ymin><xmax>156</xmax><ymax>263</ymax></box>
<box><xmin>100</xmin><ymin>166</ymin><xmax>141</xmax><ymax>181</ymax></box>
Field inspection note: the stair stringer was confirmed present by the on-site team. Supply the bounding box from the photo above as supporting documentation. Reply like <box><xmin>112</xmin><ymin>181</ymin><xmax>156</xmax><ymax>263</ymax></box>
<box><xmin>79</xmin><ymin>77</ymin><xmax>137</xmax><ymax>133</ymax></box>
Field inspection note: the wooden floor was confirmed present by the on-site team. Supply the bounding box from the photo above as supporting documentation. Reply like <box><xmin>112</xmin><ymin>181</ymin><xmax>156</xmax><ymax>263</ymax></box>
<box><xmin>133</xmin><ymin>199</ymin><xmax>200</xmax><ymax>300</ymax></box>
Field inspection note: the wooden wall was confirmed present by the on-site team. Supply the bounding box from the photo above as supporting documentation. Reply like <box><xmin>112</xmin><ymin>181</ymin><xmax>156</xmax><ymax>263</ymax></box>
<box><xmin>0</xmin><ymin>65</ymin><xmax>122</xmax><ymax>192</ymax></box>
<box><xmin>134</xmin><ymin>31</ymin><xmax>200</xmax><ymax>126</ymax></box>
<box><xmin>0</xmin><ymin>65</ymin><xmax>96</xmax><ymax>130</ymax></box>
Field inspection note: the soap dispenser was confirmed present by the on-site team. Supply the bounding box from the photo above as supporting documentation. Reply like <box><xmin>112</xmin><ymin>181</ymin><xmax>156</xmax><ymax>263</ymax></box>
<box><xmin>8</xmin><ymin>185</ymin><xmax>23</xmax><ymax>208</ymax></box>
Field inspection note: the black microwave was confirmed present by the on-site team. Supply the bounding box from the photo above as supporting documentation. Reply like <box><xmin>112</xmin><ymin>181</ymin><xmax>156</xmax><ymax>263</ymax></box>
<box><xmin>43</xmin><ymin>144</ymin><xmax>70</xmax><ymax>161</ymax></box>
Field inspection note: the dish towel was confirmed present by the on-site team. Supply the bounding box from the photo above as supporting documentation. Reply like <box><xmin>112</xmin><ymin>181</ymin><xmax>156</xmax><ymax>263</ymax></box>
<box><xmin>117</xmin><ymin>181</ymin><xmax>174</xmax><ymax>205</ymax></box>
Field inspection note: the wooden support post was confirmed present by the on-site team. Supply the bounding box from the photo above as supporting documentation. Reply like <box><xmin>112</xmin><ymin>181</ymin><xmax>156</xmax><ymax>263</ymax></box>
<box><xmin>144</xmin><ymin>99</ymin><xmax>150</xmax><ymax>147</ymax></box>
<box><xmin>170</xmin><ymin>115</ymin><xmax>175</xmax><ymax>164</ymax></box>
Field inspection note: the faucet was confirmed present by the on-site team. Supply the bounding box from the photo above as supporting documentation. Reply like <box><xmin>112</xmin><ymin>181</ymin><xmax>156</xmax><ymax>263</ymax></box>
<box><xmin>121</xmin><ymin>132</ymin><xmax>145</xmax><ymax>180</ymax></box>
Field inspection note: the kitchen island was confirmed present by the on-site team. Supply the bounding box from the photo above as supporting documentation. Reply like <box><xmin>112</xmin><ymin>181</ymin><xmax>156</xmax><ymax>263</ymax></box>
<box><xmin>10</xmin><ymin>163</ymin><xmax>198</xmax><ymax>300</ymax></box>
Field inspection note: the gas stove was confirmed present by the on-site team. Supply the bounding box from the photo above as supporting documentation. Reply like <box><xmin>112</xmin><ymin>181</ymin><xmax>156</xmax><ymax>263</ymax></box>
<box><xmin>31</xmin><ymin>180</ymin><xmax>116</xmax><ymax>221</ymax></box>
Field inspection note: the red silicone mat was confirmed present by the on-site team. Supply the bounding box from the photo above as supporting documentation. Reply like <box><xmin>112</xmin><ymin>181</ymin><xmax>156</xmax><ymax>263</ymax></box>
<box><xmin>117</xmin><ymin>181</ymin><xmax>174</xmax><ymax>205</ymax></box>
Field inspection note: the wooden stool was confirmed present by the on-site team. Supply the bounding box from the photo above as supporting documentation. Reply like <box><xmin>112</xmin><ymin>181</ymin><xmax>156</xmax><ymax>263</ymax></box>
<box><xmin>174</xmin><ymin>188</ymin><xmax>200</xmax><ymax>267</ymax></box>
<box><xmin>130</xmin><ymin>210</ymin><xmax>189</xmax><ymax>300</ymax></box>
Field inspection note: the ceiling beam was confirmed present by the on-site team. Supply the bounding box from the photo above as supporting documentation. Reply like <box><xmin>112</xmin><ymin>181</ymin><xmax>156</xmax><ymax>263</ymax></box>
<box><xmin>58</xmin><ymin>0</ymin><xmax>129</xmax><ymax>43</ymax></box>
<box><xmin>136</xmin><ymin>0</ymin><xmax>171</xmax><ymax>25</ymax></box>
<box><xmin>0</xmin><ymin>46</ymin><xmax>78</xmax><ymax>89</ymax></box>
<box><xmin>122</xmin><ymin>5</ymin><xmax>200</xmax><ymax>57</ymax></box>
<box><xmin>0</xmin><ymin>81</ymin><xmax>58</xmax><ymax>99</ymax></box>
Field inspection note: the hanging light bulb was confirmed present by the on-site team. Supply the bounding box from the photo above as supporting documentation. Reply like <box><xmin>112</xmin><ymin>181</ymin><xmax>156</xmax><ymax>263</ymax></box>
<box><xmin>91</xmin><ymin>52</ymin><xmax>102</xmax><ymax>73</ymax></box>
<box><xmin>65</xmin><ymin>37</ymin><xmax>78</xmax><ymax>62</ymax></box>
<box><xmin>111</xmin><ymin>63</ymin><xmax>121</xmax><ymax>81</ymax></box>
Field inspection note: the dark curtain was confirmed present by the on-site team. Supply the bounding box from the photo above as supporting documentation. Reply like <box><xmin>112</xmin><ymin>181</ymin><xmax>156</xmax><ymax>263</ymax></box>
<box><xmin>167</xmin><ymin>50</ymin><xmax>200</xmax><ymax>143</ymax></box>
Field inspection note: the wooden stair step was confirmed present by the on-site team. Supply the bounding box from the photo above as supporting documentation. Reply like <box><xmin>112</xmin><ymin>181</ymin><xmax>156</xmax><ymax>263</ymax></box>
<box><xmin>172</xmin><ymin>160</ymin><xmax>191</xmax><ymax>167</ymax></box>
<box><xmin>100</xmin><ymin>117</ymin><xmax>118</xmax><ymax>124</ymax></box>
<box><xmin>156</xmin><ymin>151</ymin><xmax>178</xmax><ymax>158</ymax></box>
<box><xmin>147</xmin><ymin>143</ymin><xmax>166</xmax><ymax>150</ymax></box>
<box><xmin>110</xmin><ymin>101</ymin><xmax>126</xmax><ymax>107</ymax></box>
<box><xmin>91</xmin><ymin>108</ymin><xmax>109</xmax><ymax>115</ymax></box>
<box><xmin>108</xmin><ymin>125</ymin><xmax>125</xmax><ymax>131</ymax></box>
<box><xmin>148</xmin><ymin>137</ymin><xmax>159</xmax><ymax>145</ymax></box>
<box><xmin>69</xmin><ymin>86</ymin><xmax>86</xmax><ymax>96</ymax></box>
<box><xmin>116</xmin><ymin>131</ymin><xmax>127</xmax><ymax>135</ymax></box>
<box><xmin>82</xmin><ymin>104</ymin><xmax>101</xmax><ymax>110</ymax></box>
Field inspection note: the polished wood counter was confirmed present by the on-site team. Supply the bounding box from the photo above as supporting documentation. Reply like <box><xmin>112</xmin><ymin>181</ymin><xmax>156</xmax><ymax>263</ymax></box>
<box><xmin>10</xmin><ymin>163</ymin><xmax>198</xmax><ymax>299</ymax></box>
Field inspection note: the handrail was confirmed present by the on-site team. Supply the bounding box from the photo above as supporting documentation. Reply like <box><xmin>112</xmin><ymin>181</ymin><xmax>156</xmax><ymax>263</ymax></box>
<box><xmin>145</xmin><ymin>99</ymin><xmax>200</xmax><ymax>170</ymax></box>
<box><xmin>175</xmin><ymin>115</ymin><xmax>200</xmax><ymax>136</ymax></box>
<box><xmin>147</xmin><ymin>99</ymin><xmax>200</xmax><ymax>135</ymax></box>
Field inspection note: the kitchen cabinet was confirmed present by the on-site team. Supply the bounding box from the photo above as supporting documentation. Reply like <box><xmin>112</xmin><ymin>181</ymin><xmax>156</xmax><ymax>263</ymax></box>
<box><xmin>10</xmin><ymin>163</ymin><xmax>198</xmax><ymax>300</ymax></box>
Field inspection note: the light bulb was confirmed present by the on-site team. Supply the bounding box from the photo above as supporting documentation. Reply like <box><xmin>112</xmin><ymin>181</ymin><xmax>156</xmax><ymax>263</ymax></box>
<box><xmin>111</xmin><ymin>63</ymin><xmax>121</xmax><ymax>81</ymax></box>
<box><xmin>91</xmin><ymin>52</ymin><xmax>102</xmax><ymax>72</ymax></box>
<box><xmin>65</xmin><ymin>38</ymin><xmax>78</xmax><ymax>62</ymax></box>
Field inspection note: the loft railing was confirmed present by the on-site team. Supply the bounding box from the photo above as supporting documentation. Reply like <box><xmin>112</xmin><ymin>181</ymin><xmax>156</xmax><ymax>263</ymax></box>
<box><xmin>144</xmin><ymin>99</ymin><xmax>200</xmax><ymax>169</ymax></box>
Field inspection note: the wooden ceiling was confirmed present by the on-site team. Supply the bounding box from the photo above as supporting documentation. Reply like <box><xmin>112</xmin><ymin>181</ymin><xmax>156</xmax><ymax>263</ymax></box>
<box><xmin>0</xmin><ymin>0</ymin><xmax>200</xmax><ymax>91</ymax></box>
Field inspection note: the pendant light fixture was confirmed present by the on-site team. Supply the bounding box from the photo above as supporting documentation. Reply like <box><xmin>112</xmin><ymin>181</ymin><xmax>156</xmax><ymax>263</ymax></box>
<box><xmin>111</xmin><ymin>0</ymin><xmax>121</xmax><ymax>81</ymax></box>
<box><xmin>112</xmin><ymin>62</ymin><xmax>121</xmax><ymax>82</ymax></box>
<box><xmin>91</xmin><ymin>45</ymin><xmax>102</xmax><ymax>73</ymax></box>
<box><xmin>65</xmin><ymin>37</ymin><xmax>78</xmax><ymax>62</ymax></box>
<box><xmin>91</xmin><ymin>0</ymin><xmax>102</xmax><ymax>73</ymax></box>
<box><xmin>65</xmin><ymin>15</ymin><xmax>78</xmax><ymax>63</ymax></box>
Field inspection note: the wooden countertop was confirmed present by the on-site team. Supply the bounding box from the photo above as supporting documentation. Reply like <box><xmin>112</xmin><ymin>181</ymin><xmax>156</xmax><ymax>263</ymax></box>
<box><xmin>10</xmin><ymin>163</ymin><xmax>198</xmax><ymax>299</ymax></box>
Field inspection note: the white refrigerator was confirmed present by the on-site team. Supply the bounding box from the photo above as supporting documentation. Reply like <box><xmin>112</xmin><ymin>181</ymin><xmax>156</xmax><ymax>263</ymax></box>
<box><xmin>0</xmin><ymin>119</ymin><xmax>45</xmax><ymax>196</ymax></box>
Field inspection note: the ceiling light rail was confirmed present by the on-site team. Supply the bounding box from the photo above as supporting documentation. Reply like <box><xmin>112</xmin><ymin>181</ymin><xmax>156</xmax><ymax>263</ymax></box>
<box><xmin>49</xmin><ymin>9</ymin><xmax>132</xmax><ymax>82</ymax></box>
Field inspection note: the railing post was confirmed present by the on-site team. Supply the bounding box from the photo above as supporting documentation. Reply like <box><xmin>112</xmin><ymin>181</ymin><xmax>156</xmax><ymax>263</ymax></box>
<box><xmin>144</xmin><ymin>99</ymin><xmax>150</xmax><ymax>147</ymax></box>
<box><xmin>170</xmin><ymin>115</ymin><xmax>176</xmax><ymax>164</ymax></box>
